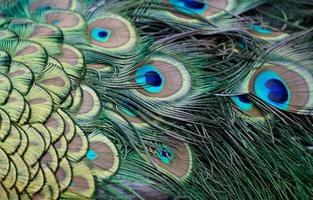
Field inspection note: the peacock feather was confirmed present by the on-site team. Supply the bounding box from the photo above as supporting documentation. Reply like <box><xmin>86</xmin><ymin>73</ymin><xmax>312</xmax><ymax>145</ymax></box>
<box><xmin>0</xmin><ymin>0</ymin><xmax>312</xmax><ymax>199</ymax></box>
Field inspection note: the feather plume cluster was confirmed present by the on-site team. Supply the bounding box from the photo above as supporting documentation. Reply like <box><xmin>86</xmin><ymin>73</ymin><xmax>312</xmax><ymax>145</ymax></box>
<box><xmin>0</xmin><ymin>0</ymin><xmax>312</xmax><ymax>199</ymax></box>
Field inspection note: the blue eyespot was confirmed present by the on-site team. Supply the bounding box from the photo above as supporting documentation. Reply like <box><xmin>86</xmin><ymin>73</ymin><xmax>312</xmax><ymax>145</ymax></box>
<box><xmin>231</xmin><ymin>95</ymin><xmax>253</xmax><ymax>111</ymax></box>
<box><xmin>144</xmin><ymin>71</ymin><xmax>162</xmax><ymax>87</ymax></box>
<box><xmin>51</xmin><ymin>19</ymin><xmax>60</xmax><ymax>25</ymax></box>
<box><xmin>157</xmin><ymin>145</ymin><xmax>174</xmax><ymax>164</ymax></box>
<box><xmin>265</xmin><ymin>79</ymin><xmax>288</xmax><ymax>103</ymax></box>
<box><xmin>91</xmin><ymin>27</ymin><xmax>111</xmax><ymax>42</ymax></box>
<box><xmin>118</xmin><ymin>101</ymin><xmax>138</xmax><ymax>117</ymax></box>
<box><xmin>254</xmin><ymin>70</ymin><xmax>290</xmax><ymax>110</ymax></box>
<box><xmin>135</xmin><ymin>65</ymin><xmax>164</xmax><ymax>93</ymax></box>
<box><xmin>37</xmin><ymin>5</ymin><xmax>53</xmax><ymax>11</ymax></box>
<box><xmin>184</xmin><ymin>0</ymin><xmax>206</xmax><ymax>9</ymax></box>
<box><xmin>250</xmin><ymin>24</ymin><xmax>273</xmax><ymax>35</ymax></box>
<box><xmin>169</xmin><ymin>0</ymin><xmax>208</xmax><ymax>15</ymax></box>
<box><xmin>238</xmin><ymin>95</ymin><xmax>250</xmax><ymax>103</ymax></box>
<box><xmin>86</xmin><ymin>149</ymin><xmax>97</xmax><ymax>161</ymax></box>
<box><xmin>70</xmin><ymin>181</ymin><xmax>76</xmax><ymax>187</ymax></box>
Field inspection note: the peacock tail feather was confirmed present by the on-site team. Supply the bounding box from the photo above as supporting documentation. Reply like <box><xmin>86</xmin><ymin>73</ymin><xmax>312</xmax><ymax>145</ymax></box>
<box><xmin>0</xmin><ymin>0</ymin><xmax>312</xmax><ymax>199</ymax></box>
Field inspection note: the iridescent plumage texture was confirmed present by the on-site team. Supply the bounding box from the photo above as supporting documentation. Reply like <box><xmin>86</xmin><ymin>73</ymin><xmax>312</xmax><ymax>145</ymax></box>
<box><xmin>0</xmin><ymin>0</ymin><xmax>312</xmax><ymax>199</ymax></box>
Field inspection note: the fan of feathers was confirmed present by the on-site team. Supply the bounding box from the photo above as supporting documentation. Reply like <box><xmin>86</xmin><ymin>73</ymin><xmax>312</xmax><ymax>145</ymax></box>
<box><xmin>0</xmin><ymin>0</ymin><xmax>312</xmax><ymax>199</ymax></box>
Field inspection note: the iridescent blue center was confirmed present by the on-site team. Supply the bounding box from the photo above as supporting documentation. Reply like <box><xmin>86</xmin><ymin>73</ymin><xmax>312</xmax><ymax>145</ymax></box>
<box><xmin>86</xmin><ymin>149</ymin><xmax>97</xmax><ymax>160</ymax></box>
<box><xmin>157</xmin><ymin>145</ymin><xmax>174</xmax><ymax>164</ymax></box>
<box><xmin>91</xmin><ymin>27</ymin><xmax>111</xmax><ymax>42</ymax></box>
<box><xmin>144</xmin><ymin>71</ymin><xmax>162</xmax><ymax>87</ymax></box>
<box><xmin>184</xmin><ymin>0</ymin><xmax>206</xmax><ymax>9</ymax></box>
<box><xmin>169</xmin><ymin>0</ymin><xmax>208</xmax><ymax>15</ymax></box>
<box><xmin>238</xmin><ymin>95</ymin><xmax>251</xmax><ymax>103</ymax></box>
<box><xmin>265</xmin><ymin>79</ymin><xmax>288</xmax><ymax>103</ymax></box>
<box><xmin>254</xmin><ymin>70</ymin><xmax>290</xmax><ymax>110</ymax></box>
<box><xmin>231</xmin><ymin>95</ymin><xmax>253</xmax><ymax>111</ymax></box>
<box><xmin>250</xmin><ymin>24</ymin><xmax>273</xmax><ymax>35</ymax></box>
<box><xmin>135</xmin><ymin>65</ymin><xmax>164</xmax><ymax>93</ymax></box>
<box><xmin>51</xmin><ymin>19</ymin><xmax>60</xmax><ymax>25</ymax></box>
<box><xmin>38</xmin><ymin>5</ymin><xmax>53</xmax><ymax>11</ymax></box>
<box><xmin>98</xmin><ymin>31</ymin><xmax>108</xmax><ymax>38</ymax></box>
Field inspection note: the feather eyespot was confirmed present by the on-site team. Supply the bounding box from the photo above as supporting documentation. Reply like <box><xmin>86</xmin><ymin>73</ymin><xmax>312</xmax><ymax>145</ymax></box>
<box><xmin>51</xmin><ymin>19</ymin><xmax>60</xmax><ymax>25</ymax></box>
<box><xmin>253</xmin><ymin>70</ymin><xmax>290</xmax><ymax>110</ymax></box>
<box><xmin>248</xmin><ymin>64</ymin><xmax>313</xmax><ymax>114</ymax></box>
<box><xmin>87</xmin><ymin>14</ymin><xmax>137</xmax><ymax>52</ymax></box>
<box><xmin>135</xmin><ymin>65</ymin><xmax>164</xmax><ymax>94</ymax></box>
<box><xmin>231</xmin><ymin>95</ymin><xmax>266</xmax><ymax>118</ymax></box>
<box><xmin>264</xmin><ymin>79</ymin><xmax>288</xmax><ymax>103</ymax></box>
<box><xmin>148</xmin><ymin>139</ymin><xmax>193</xmax><ymax>182</ymax></box>
<box><xmin>86</xmin><ymin>149</ymin><xmax>98</xmax><ymax>161</ymax></box>
<box><xmin>165</xmin><ymin>0</ymin><xmax>235</xmax><ymax>20</ymax></box>
<box><xmin>156</xmin><ymin>145</ymin><xmax>174</xmax><ymax>164</ymax></box>
<box><xmin>30</xmin><ymin>0</ymin><xmax>76</xmax><ymax>12</ymax></box>
<box><xmin>133</xmin><ymin>57</ymin><xmax>191</xmax><ymax>101</ymax></box>
<box><xmin>84</xmin><ymin>134</ymin><xmax>120</xmax><ymax>179</ymax></box>
<box><xmin>91</xmin><ymin>27</ymin><xmax>111</xmax><ymax>43</ymax></box>
<box><xmin>44</xmin><ymin>10</ymin><xmax>83</xmax><ymax>30</ymax></box>
<box><xmin>184</xmin><ymin>0</ymin><xmax>206</xmax><ymax>9</ymax></box>
<box><xmin>248</xmin><ymin>24</ymin><xmax>289</xmax><ymax>41</ymax></box>
<box><xmin>37</xmin><ymin>5</ymin><xmax>52</xmax><ymax>11</ymax></box>
<box><xmin>231</xmin><ymin>95</ymin><xmax>253</xmax><ymax>112</ymax></box>
<box><xmin>168</xmin><ymin>0</ymin><xmax>208</xmax><ymax>15</ymax></box>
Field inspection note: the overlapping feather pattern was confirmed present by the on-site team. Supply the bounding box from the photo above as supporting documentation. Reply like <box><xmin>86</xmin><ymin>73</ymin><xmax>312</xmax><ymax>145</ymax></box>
<box><xmin>0</xmin><ymin>0</ymin><xmax>312</xmax><ymax>199</ymax></box>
